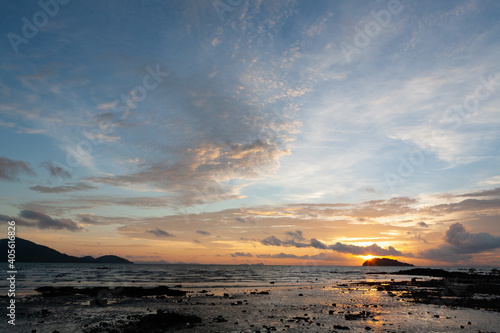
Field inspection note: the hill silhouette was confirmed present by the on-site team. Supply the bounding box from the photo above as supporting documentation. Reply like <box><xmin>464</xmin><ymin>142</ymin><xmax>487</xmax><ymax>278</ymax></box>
<box><xmin>0</xmin><ymin>238</ymin><xmax>132</xmax><ymax>264</ymax></box>
<box><xmin>362</xmin><ymin>258</ymin><xmax>413</xmax><ymax>267</ymax></box>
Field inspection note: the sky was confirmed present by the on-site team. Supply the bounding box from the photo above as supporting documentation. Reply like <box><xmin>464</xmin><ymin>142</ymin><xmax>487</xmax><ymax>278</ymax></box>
<box><xmin>0</xmin><ymin>0</ymin><xmax>499</xmax><ymax>266</ymax></box>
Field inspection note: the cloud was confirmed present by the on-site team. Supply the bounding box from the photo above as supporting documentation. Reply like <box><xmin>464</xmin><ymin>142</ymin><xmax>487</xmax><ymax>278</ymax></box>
<box><xmin>40</xmin><ymin>161</ymin><xmax>71</xmax><ymax>179</ymax></box>
<box><xmin>456</xmin><ymin>188</ymin><xmax>500</xmax><ymax>198</ymax></box>
<box><xmin>76</xmin><ymin>213</ymin><xmax>100</xmax><ymax>225</ymax></box>
<box><xmin>230</xmin><ymin>252</ymin><xmax>253</xmax><ymax>257</ymax></box>
<box><xmin>0</xmin><ymin>156</ymin><xmax>35</xmax><ymax>181</ymax></box>
<box><xmin>422</xmin><ymin>198</ymin><xmax>500</xmax><ymax>215</ymax></box>
<box><xmin>83</xmin><ymin>65</ymin><xmax>301</xmax><ymax>207</ymax></box>
<box><xmin>16</xmin><ymin>127</ymin><xmax>46</xmax><ymax>134</ymax></box>
<box><xmin>329</xmin><ymin>242</ymin><xmax>408</xmax><ymax>257</ymax></box>
<box><xmin>419</xmin><ymin>223</ymin><xmax>500</xmax><ymax>262</ymax></box>
<box><xmin>256</xmin><ymin>252</ymin><xmax>341</xmax><ymax>261</ymax></box>
<box><xmin>0</xmin><ymin>120</ymin><xmax>15</xmax><ymax>128</ymax></box>
<box><xmin>0</xmin><ymin>210</ymin><xmax>83</xmax><ymax>232</ymax></box>
<box><xmin>19</xmin><ymin>210</ymin><xmax>84</xmax><ymax>231</ymax></box>
<box><xmin>417</xmin><ymin>221</ymin><xmax>429</xmax><ymax>228</ymax></box>
<box><xmin>29</xmin><ymin>183</ymin><xmax>97</xmax><ymax>193</ymax></box>
<box><xmin>256</xmin><ymin>253</ymin><xmax>298</xmax><ymax>259</ymax></box>
<box><xmin>97</xmin><ymin>101</ymin><xmax>118</xmax><ymax>110</ymax></box>
<box><xmin>284</xmin><ymin>230</ymin><xmax>305</xmax><ymax>241</ymax></box>
<box><xmin>235</xmin><ymin>216</ymin><xmax>256</xmax><ymax>224</ymax></box>
<box><xmin>261</xmin><ymin>233</ymin><xmax>412</xmax><ymax>257</ymax></box>
<box><xmin>146</xmin><ymin>228</ymin><xmax>175</xmax><ymax>238</ymax></box>
<box><xmin>412</xmin><ymin>233</ymin><xmax>428</xmax><ymax>243</ymax></box>
<box><xmin>196</xmin><ymin>230</ymin><xmax>211</xmax><ymax>236</ymax></box>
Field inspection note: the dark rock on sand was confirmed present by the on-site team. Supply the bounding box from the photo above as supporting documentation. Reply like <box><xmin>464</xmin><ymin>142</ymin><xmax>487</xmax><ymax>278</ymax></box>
<box><xmin>89</xmin><ymin>310</ymin><xmax>202</xmax><ymax>333</ymax></box>
<box><xmin>36</xmin><ymin>285</ymin><xmax>187</xmax><ymax>298</ymax></box>
<box><xmin>211</xmin><ymin>315</ymin><xmax>228</xmax><ymax>323</ymax></box>
<box><xmin>344</xmin><ymin>311</ymin><xmax>373</xmax><ymax>320</ymax></box>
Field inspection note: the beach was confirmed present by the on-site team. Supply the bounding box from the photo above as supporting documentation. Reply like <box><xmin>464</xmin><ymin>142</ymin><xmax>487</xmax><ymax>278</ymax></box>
<box><xmin>3</xmin><ymin>266</ymin><xmax>500</xmax><ymax>332</ymax></box>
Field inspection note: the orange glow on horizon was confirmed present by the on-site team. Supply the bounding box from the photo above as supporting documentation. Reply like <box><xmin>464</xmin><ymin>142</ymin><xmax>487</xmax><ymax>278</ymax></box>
<box><xmin>359</xmin><ymin>254</ymin><xmax>376</xmax><ymax>261</ymax></box>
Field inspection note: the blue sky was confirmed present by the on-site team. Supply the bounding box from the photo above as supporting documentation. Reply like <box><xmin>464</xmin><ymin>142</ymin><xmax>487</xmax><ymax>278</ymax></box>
<box><xmin>1</xmin><ymin>0</ymin><xmax>499</xmax><ymax>265</ymax></box>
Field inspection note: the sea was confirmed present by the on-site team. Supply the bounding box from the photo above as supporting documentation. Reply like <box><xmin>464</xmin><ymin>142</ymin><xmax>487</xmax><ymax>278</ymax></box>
<box><xmin>5</xmin><ymin>263</ymin><xmax>497</xmax><ymax>296</ymax></box>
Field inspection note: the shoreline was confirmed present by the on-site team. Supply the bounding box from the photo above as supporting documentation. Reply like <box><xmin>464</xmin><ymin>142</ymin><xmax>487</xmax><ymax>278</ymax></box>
<box><xmin>3</xmin><ymin>269</ymin><xmax>500</xmax><ymax>332</ymax></box>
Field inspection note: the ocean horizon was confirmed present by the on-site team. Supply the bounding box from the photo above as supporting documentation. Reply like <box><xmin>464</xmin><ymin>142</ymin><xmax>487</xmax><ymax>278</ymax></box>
<box><xmin>8</xmin><ymin>262</ymin><xmax>497</xmax><ymax>296</ymax></box>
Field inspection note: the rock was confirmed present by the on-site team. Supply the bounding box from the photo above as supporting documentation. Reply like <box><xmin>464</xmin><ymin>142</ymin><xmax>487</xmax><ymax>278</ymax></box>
<box><xmin>212</xmin><ymin>315</ymin><xmax>228</xmax><ymax>323</ymax></box>
<box><xmin>334</xmin><ymin>324</ymin><xmax>350</xmax><ymax>330</ymax></box>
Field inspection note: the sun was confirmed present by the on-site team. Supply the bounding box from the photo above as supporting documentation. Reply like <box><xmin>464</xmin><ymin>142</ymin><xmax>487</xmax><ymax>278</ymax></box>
<box><xmin>360</xmin><ymin>255</ymin><xmax>376</xmax><ymax>261</ymax></box>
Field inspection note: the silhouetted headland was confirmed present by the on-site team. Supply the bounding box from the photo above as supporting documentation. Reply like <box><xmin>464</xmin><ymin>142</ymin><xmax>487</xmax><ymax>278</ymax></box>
<box><xmin>0</xmin><ymin>238</ymin><xmax>132</xmax><ymax>263</ymax></box>
<box><xmin>362</xmin><ymin>257</ymin><xmax>414</xmax><ymax>266</ymax></box>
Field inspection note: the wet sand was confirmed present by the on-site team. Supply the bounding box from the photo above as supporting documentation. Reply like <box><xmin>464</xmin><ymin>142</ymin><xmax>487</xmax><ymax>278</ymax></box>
<box><xmin>4</xmin><ymin>270</ymin><xmax>500</xmax><ymax>332</ymax></box>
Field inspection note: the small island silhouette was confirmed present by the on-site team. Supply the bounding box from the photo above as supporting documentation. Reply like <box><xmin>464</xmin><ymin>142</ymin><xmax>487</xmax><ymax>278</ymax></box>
<box><xmin>0</xmin><ymin>238</ymin><xmax>132</xmax><ymax>264</ymax></box>
<box><xmin>362</xmin><ymin>257</ymin><xmax>414</xmax><ymax>267</ymax></box>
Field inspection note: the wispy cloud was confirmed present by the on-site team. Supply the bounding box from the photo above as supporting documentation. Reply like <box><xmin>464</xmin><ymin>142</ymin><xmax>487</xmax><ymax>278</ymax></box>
<box><xmin>29</xmin><ymin>183</ymin><xmax>97</xmax><ymax>193</ymax></box>
<box><xmin>40</xmin><ymin>161</ymin><xmax>72</xmax><ymax>179</ymax></box>
<box><xmin>0</xmin><ymin>156</ymin><xmax>35</xmax><ymax>181</ymax></box>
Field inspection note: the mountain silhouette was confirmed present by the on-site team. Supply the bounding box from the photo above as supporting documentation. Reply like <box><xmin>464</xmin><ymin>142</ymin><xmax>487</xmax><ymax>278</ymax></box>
<box><xmin>0</xmin><ymin>238</ymin><xmax>132</xmax><ymax>264</ymax></box>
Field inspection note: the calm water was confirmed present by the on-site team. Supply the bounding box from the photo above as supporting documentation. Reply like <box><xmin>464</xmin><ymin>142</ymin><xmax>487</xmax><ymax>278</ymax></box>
<box><xmin>4</xmin><ymin>263</ymin><xmax>496</xmax><ymax>296</ymax></box>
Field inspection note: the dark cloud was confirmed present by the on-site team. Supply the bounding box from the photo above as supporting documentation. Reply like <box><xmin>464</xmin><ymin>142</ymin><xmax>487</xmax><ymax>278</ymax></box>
<box><xmin>417</xmin><ymin>221</ymin><xmax>429</xmax><ymax>228</ymax></box>
<box><xmin>261</xmin><ymin>233</ymin><xmax>412</xmax><ymax>257</ymax></box>
<box><xmin>260</xmin><ymin>235</ymin><xmax>314</xmax><ymax>248</ymax></box>
<box><xmin>284</xmin><ymin>230</ymin><xmax>305</xmax><ymax>241</ymax></box>
<box><xmin>421</xmin><ymin>198</ymin><xmax>500</xmax><ymax>216</ymax></box>
<box><xmin>0</xmin><ymin>156</ymin><xmax>35</xmax><ymax>181</ymax></box>
<box><xmin>146</xmin><ymin>228</ymin><xmax>175</xmax><ymax>238</ymax></box>
<box><xmin>0</xmin><ymin>210</ymin><xmax>84</xmax><ymax>231</ymax></box>
<box><xmin>230</xmin><ymin>252</ymin><xmax>253</xmax><ymax>257</ymax></box>
<box><xmin>196</xmin><ymin>230</ymin><xmax>211</xmax><ymax>236</ymax></box>
<box><xmin>328</xmin><ymin>242</ymin><xmax>407</xmax><ymax>256</ymax></box>
<box><xmin>29</xmin><ymin>183</ymin><xmax>97</xmax><ymax>193</ymax></box>
<box><xmin>40</xmin><ymin>161</ymin><xmax>71</xmax><ymax>179</ymax></box>
<box><xmin>456</xmin><ymin>188</ymin><xmax>500</xmax><ymax>198</ymax></box>
<box><xmin>419</xmin><ymin>223</ymin><xmax>500</xmax><ymax>262</ymax></box>
<box><xmin>0</xmin><ymin>214</ymin><xmax>36</xmax><ymax>228</ymax></box>
<box><xmin>260</xmin><ymin>236</ymin><xmax>284</xmax><ymax>246</ymax></box>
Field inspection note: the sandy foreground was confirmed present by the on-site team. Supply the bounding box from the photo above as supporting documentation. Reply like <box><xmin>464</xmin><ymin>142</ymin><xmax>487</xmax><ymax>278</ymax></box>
<box><xmin>3</xmin><ymin>276</ymin><xmax>500</xmax><ymax>333</ymax></box>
